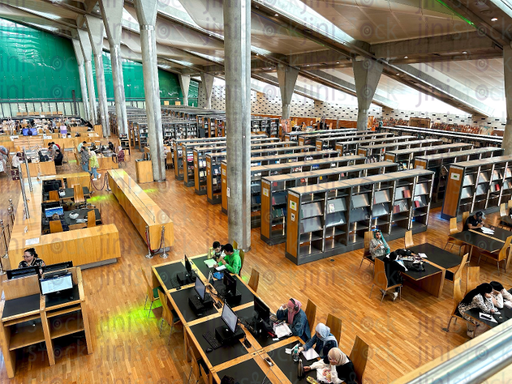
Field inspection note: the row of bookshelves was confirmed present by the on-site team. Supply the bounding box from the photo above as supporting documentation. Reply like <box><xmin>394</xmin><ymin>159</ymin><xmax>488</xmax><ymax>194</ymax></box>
<box><xmin>357</xmin><ymin>138</ymin><xmax>442</xmax><ymax>160</ymax></box>
<box><xmin>314</xmin><ymin>131</ymin><xmax>392</xmax><ymax>151</ymax></box>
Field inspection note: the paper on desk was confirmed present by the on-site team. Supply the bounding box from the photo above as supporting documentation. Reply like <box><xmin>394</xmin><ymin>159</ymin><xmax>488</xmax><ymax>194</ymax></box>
<box><xmin>302</xmin><ymin>348</ymin><xmax>320</xmax><ymax>360</ymax></box>
<box><xmin>25</xmin><ymin>238</ymin><xmax>40</xmax><ymax>246</ymax></box>
<box><xmin>481</xmin><ymin>227</ymin><xmax>494</xmax><ymax>235</ymax></box>
<box><xmin>204</xmin><ymin>259</ymin><xmax>216</xmax><ymax>268</ymax></box>
<box><xmin>215</xmin><ymin>265</ymin><xmax>227</xmax><ymax>271</ymax></box>
<box><xmin>479</xmin><ymin>313</ymin><xmax>497</xmax><ymax>323</ymax></box>
<box><xmin>274</xmin><ymin>324</ymin><xmax>292</xmax><ymax>338</ymax></box>
<box><xmin>418</xmin><ymin>253</ymin><xmax>427</xmax><ymax>258</ymax></box>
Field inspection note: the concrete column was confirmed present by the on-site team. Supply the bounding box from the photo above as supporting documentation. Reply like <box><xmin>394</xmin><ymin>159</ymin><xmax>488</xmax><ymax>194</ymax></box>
<box><xmin>78</xmin><ymin>30</ymin><xmax>97</xmax><ymax>125</ymax></box>
<box><xmin>277</xmin><ymin>63</ymin><xmax>299</xmax><ymax>120</ymax></box>
<box><xmin>179</xmin><ymin>74</ymin><xmax>191</xmax><ymax>106</ymax></box>
<box><xmin>100</xmin><ymin>0</ymin><xmax>128</xmax><ymax>136</ymax></box>
<box><xmin>72</xmin><ymin>39</ymin><xmax>91</xmax><ymax>121</ymax></box>
<box><xmin>353</xmin><ymin>57</ymin><xmax>383</xmax><ymax>131</ymax></box>
<box><xmin>201</xmin><ymin>73</ymin><xmax>214</xmax><ymax>109</ymax></box>
<box><xmin>86</xmin><ymin>15</ymin><xmax>110</xmax><ymax>137</ymax></box>
<box><xmin>134</xmin><ymin>0</ymin><xmax>165</xmax><ymax>182</ymax></box>
<box><xmin>223</xmin><ymin>0</ymin><xmax>251</xmax><ymax>250</ymax></box>
<box><xmin>503</xmin><ymin>46</ymin><xmax>512</xmax><ymax>155</ymax></box>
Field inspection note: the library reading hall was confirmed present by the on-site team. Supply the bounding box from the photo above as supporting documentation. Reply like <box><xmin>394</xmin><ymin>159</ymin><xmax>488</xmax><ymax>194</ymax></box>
<box><xmin>2</xmin><ymin>1</ymin><xmax>512</xmax><ymax>383</ymax></box>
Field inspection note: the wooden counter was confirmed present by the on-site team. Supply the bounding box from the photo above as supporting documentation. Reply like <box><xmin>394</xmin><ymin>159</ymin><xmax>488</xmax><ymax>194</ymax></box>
<box><xmin>108</xmin><ymin>169</ymin><xmax>173</xmax><ymax>250</ymax></box>
<box><xmin>40</xmin><ymin>172</ymin><xmax>92</xmax><ymax>190</ymax></box>
<box><xmin>27</xmin><ymin>160</ymin><xmax>56</xmax><ymax>177</ymax></box>
<box><xmin>7</xmin><ymin>180</ymin><xmax>120</xmax><ymax>270</ymax></box>
<box><xmin>97</xmin><ymin>154</ymin><xmax>119</xmax><ymax>171</ymax></box>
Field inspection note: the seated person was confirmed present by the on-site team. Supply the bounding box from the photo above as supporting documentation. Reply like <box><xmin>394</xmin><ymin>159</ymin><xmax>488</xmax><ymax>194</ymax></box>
<box><xmin>458</xmin><ymin>283</ymin><xmax>496</xmax><ymax>338</ymax></box>
<box><xmin>490</xmin><ymin>281</ymin><xmax>512</xmax><ymax>309</ymax></box>
<box><xmin>18</xmin><ymin>248</ymin><xmax>46</xmax><ymax>269</ymax></box>
<box><xmin>298</xmin><ymin>322</ymin><xmax>338</xmax><ymax>358</ymax></box>
<box><xmin>117</xmin><ymin>146</ymin><xmax>125</xmax><ymax>163</ymax></box>
<box><xmin>50</xmin><ymin>213</ymin><xmax>69</xmax><ymax>232</ymax></box>
<box><xmin>304</xmin><ymin>347</ymin><xmax>356</xmax><ymax>384</ymax></box>
<box><xmin>383</xmin><ymin>252</ymin><xmax>407</xmax><ymax>301</ymax></box>
<box><xmin>108</xmin><ymin>141</ymin><xmax>115</xmax><ymax>152</ymax></box>
<box><xmin>210</xmin><ymin>241</ymin><xmax>224</xmax><ymax>260</ymax></box>
<box><xmin>464</xmin><ymin>211</ymin><xmax>484</xmax><ymax>231</ymax></box>
<box><xmin>54</xmin><ymin>149</ymin><xmax>64</xmax><ymax>166</ymax></box>
<box><xmin>369</xmin><ymin>229</ymin><xmax>390</xmax><ymax>260</ymax></box>
<box><xmin>214</xmin><ymin>244</ymin><xmax>241</xmax><ymax>274</ymax></box>
<box><xmin>276</xmin><ymin>298</ymin><xmax>311</xmax><ymax>342</ymax></box>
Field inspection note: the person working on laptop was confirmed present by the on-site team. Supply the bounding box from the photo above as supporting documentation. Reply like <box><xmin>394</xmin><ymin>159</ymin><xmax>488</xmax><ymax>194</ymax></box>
<box><xmin>369</xmin><ymin>229</ymin><xmax>390</xmax><ymax>260</ymax></box>
<box><xmin>298</xmin><ymin>322</ymin><xmax>337</xmax><ymax>358</ymax></box>
<box><xmin>303</xmin><ymin>347</ymin><xmax>356</xmax><ymax>384</ymax></box>
<box><xmin>383</xmin><ymin>252</ymin><xmax>407</xmax><ymax>301</ymax></box>
<box><xmin>18</xmin><ymin>248</ymin><xmax>46</xmax><ymax>269</ymax></box>
<box><xmin>276</xmin><ymin>298</ymin><xmax>311</xmax><ymax>342</ymax></box>
<box><xmin>464</xmin><ymin>211</ymin><xmax>484</xmax><ymax>231</ymax></box>
<box><xmin>214</xmin><ymin>244</ymin><xmax>241</xmax><ymax>274</ymax></box>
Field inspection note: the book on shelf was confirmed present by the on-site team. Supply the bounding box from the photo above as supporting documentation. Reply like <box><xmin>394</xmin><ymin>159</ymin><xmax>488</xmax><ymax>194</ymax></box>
<box><xmin>402</xmin><ymin>189</ymin><xmax>411</xmax><ymax>198</ymax></box>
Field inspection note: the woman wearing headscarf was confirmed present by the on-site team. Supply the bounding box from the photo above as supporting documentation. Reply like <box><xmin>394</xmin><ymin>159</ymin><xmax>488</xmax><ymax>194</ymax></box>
<box><xmin>298</xmin><ymin>323</ymin><xmax>338</xmax><ymax>358</ymax></box>
<box><xmin>276</xmin><ymin>298</ymin><xmax>311</xmax><ymax>342</ymax></box>
<box><xmin>369</xmin><ymin>229</ymin><xmax>390</xmax><ymax>260</ymax></box>
<box><xmin>458</xmin><ymin>283</ymin><xmax>496</xmax><ymax>338</ymax></box>
<box><xmin>490</xmin><ymin>281</ymin><xmax>512</xmax><ymax>309</ymax></box>
<box><xmin>304</xmin><ymin>347</ymin><xmax>356</xmax><ymax>384</ymax></box>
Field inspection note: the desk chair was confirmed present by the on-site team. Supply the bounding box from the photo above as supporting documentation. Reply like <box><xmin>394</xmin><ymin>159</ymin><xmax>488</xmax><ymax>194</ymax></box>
<box><xmin>48</xmin><ymin>190</ymin><xmax>60</xmax><ymax>202</ymax></box>
<box><xmin>443</xmin><ymin>277</ymin><xmax>471</xmax><ymax>333</ymax></box>
<box><xmin>508</xmin><ymin>199</ymin><xmax>512</xmax><ymax>210</ymax></box>
<box><xmin>49</xmin><ymin>220</ymin><xmax>63</xmax><ymax>233</ymax></box>
<box><xmin>478</xmin><ymin>235</ymin><xmax>512</xmax><ymax>274</ymax></box>
<box><xmin>466</xmin><ymin>266</ymin><xmax>480</xmax><ymax>292</ymax></box>
<box><xmin>69</xmin><ymin>223</ymin><xmax>86</xmax><ymax>231</ymax></box>
<box><xmin>325</xmin><ymin>314</ymin><xmax>342</xmax><ymax>344</ymax></box>
<box><xmin>73</xmin><ymin>184</ymin><xmax>86</xmax><ymax>208</ymax></box>
<box><xmin>499</xmin><ymin>203</ymin><xmax>510</xmax><ymax>229</ymax></box>
<box><xmin>462</xmin><ymin>211</ymin><xmax>470</xmax><ymax>230</ymax></box>
<box><xmin>141</xmin><ymin>267</ymin><xmax>159</xmax><ymax>318</ymax></box>
<box><xmin>187</xmin><ymin>347</ymin><xmax>208</xmax><ymax>384</ymax></box>
<box><xmin>349</xmin><ymin>336</ymin><xmax>369</xmax><ymax>384</ymax></box>
<box><xmin>87</xmin><ymin>210</ymin><xmax>96</xmax><ymax>228</ymax></box>
<box><xmin>248</xmin><ymin>269</ymin><xmax>260</xmax><ymax>292</ymax></box>
<box><xmin>157</xmin><ymin>289</ymin><xmax>180</xmax><ymax>343</ymax></box>
<box><xmin>359</xmin><ymin>231</ymin><xmax>374</xmax><ymax>269</ymax></box>
<box><xmin>444</xmin><ymin>218</ymin><xmax>464</xmax><ymax>255</ymax></box>
<box><xmin>369</xmin><ymin>258</ymin><xmax>402</xmax><ymax>304</ymax></box>
<box><xmin>447</xmin><ymin>253</ymin><xmax>469</xmax><ymax>299</ymax></box>
<box><xmin>404</xmin><ymin>230</ymin><xmax>414</xmax><ymax>249</ymax></box>
<box><xmin>238</xmin><ymin>249</ymin><xmax>245</xmax><ymax>277</ymax></box>
<box><xmin>305</xmin><ymin>299</ymin><xmax>317</xmax><ymax>331</ymax></box>
<box><xmin>232</xmin><ymin>240</ymin><xmax>238</xmax><ymax>250</ymax></box>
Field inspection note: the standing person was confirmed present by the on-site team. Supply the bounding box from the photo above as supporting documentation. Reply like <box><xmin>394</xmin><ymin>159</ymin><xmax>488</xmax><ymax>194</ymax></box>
<box><xmin>77</xmin><ymin>140</ymin><xmax>87</xmax><ymax>153</ymax></box>
<box><xmin>0</xmin><ymin>145</ymin><xmax>9</xmax><ymax>161</ymax></box>
<box><xmin>80</xmin><ymin>145</ymin><xmax>90</xmax><ymax>174</ymax></box>
<box><xmin>458</xmin><ymin>283</ymin><xmax>496</xmax><ymax>338</ymax></box>
<box><xmin>304</xmin><ymin>347</ymin><xmax>356</xmax><ymax>384</ymax></box>
<box><xmin>54</xmin><ymin>149</ymin><xmax>64</xmax><ymax>166</ymax></box>
<box><xmin>89</xmin><ymin>149</ymin><xmax>101</xmax><ymax>181</ymax></box>
<box><xmin>369</xmin><ymin>229</ymin><xmax>390</xmax><ymax>260</ymax></box>
<box><xmin>276</xmin><ymin>298</ymin><xmax>311</xmax><ymax>342</ymax></box>
<box><xmin>298</xmin><ymin>323</ymin><xmax>338</xmax><ymax>358</ymax></box>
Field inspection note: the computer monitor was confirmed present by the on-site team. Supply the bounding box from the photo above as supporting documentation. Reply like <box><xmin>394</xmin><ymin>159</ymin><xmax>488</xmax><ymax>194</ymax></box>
<box><xmin>40</xmin><ymin>273</ymin><xmax>73</xmax><ymax>295</ymax></box>
<box><xmin>184</xmin><ymin>255</ymin><xmax>192</xmax><ymax>274</ymax></box>
<box><xmin>223</xmin><ymin>273</ymin><xmax>237</xmax><ymax>295</ymax></box>
<box><xmin>6</xmin><ymin>266</ymin><xmax>39</xmax><ymax>280</ymax></box>
<box><xmin>221</xmin><ymin>303</ymin><xmax>238</xmax><ymax>334</ymax></box>
<box><xmin>254</xmin><ymin>296</ymin><xmax>270</xmax><ymax>321</ymax></box>
<box><xmin>44</xmin><ymin>206</ymin><xmax>64</xmax><ymax>218</ymax></box>
<box><xmin>42</xmin><ymin>261</ymin><xmax>73</xmax><ymax>274</ymax></box>
<box><xmin>195</xmin><ymin>278</ymin><xmax>206</xmax><ymax>301</ymax></box>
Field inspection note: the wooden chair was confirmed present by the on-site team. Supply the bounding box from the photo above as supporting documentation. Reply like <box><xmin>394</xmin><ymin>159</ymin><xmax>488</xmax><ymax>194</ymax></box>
<box><xmin>443</xmin><ymin>276</ymin><xmax>470</xmax><ymax>333</ymax></box>
<box><xmin>69</xmin><ymin>223</ymin><xmax>86</xmax><ymax>231</ymax></box>
<box><xmin>87</xmin><ymin>210</ymin><xmax>96</xmax><ymax>228</ymax></box>
<box><xmin>73</xmin><ymin>184</ymin><xmax>86</xmax><ymax>207</ymax></box>
<box><xmin>325</xmin><ymin>314</ymin><xmax>342</xmax><ymax>344</ymax></box>
<box><xmin>462</xmin><ymin>211</ymin><xmax>470</xmax><ymax>230</ymax></box>
<box><xmin>141</xmin><ymin>267</ymin><xmax>159</xmax><ymax>318</ymax></box>
<box><xmin>248</xmin><ymin>269</ymin><xmax>260</xmax><ymax>292</ymax></box>
<box><xmin>157</xmin><ymin>289</ymin><xmax>180</xmax><ymax>342</ymax></box>
<box><xmin>466</xmin><ymin>266</ymin><xmax>480</xmax><ymax>292</ymax></box>
<box><xmin>49</xmin><ymin>220</ymin><xmax>63</xmax><ymax>233</ymax></box>
<box><xmin>444</xmin><ymin>218</ymin><xmax>464</xmax><ymax>255</ymax></box>
<box><xmin>232</xmin><ymin>240</ymin><xmax>238</xmax><ymax>250</ymax></box>
<box><xmin>404</xmin><ymin>230</ymin><xmax>414</xmax><ymax>249</ymax></box>
<box><xmin>508</xmin><ymin>199</ymin><xmax>512</xmax><ymax>210</ymax></box>
<box><xmin>304</xmin><ymin>299</ymin><xmax>317</xmax><ymax>331</ymax></box>
<box><xmin>238</xmin><ymin>249</ymin><xmax>245</xmax><ymax>276</ymax></box>
<box><xmin>499</xmin><ymin>203</ymin><xmax>510</xmax><ymax>229</ymax></box>
<box><xmin>349</xmin><ymin>336</ymin><xmax>369</xmax><ymax>384</ymax></box>
<box><xmin>478</xmin><ymin>235</ymin><xmax>512</xmax><ymax>273</ymax></box>
<box><xmin>369</xmin><ymin>258</ymin><xmax>402</xmax><ymax>304</ymax></box>
<box><xmin>48</xmin><ymin>190</ymin><xmax>60</xmax><ymax>202</ymax></box>
<box><xmin>359</xmin><ymin>231</ymin><xmax>374</xmax><ymax>269</ymax></box>
<box><xmin>447</xmin><ymin>253</ymin><xmax>468</xmax><ymax>298</ymax></box>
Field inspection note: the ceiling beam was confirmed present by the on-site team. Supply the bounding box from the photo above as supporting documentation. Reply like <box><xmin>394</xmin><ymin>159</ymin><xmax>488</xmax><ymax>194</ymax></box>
<box><xmin>252</xmin><ymin>72</ymin><xmax>325</xmax><ymax>102</ymax></box>
<box><xmin>0</xmin><ymin>3</ymin><xmax>77</xmax><ymax>30</ymax></box>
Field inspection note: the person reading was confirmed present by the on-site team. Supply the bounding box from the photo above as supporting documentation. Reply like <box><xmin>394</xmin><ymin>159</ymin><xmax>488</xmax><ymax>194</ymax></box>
<box><xmin>214</xmin><ymin>244</ymin><xmax>241</xmax><ymax>274</ymax></box>
<box><xmin>464</xmin><ymin>211</ymin><xmax>484</xmax><ymax>231</ymax></box>
<box><xmin>298</xmin><ymin>323</ymin><xmax>337</xmax><ymax>358</ymax></box>
<box><xmin>369</xmin><ymin>229</ymin><xmax>390</xmax><ymax>260</ymax></box>
<box><xmin>276</xmin><ymin>298</ymin><xmax>311</xmax><ymax>342</ymax></box>
<box><xmin>303</xmin><ymin>347</ymin><xmax>356</xmax><ymax>384</ymax></box>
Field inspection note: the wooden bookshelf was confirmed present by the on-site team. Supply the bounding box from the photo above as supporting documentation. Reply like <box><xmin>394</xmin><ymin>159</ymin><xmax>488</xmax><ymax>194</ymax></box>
<box><xmin>286</xmin><ymin>169</ymin><xmax>434</xmax><ymax>265</ymax></box>
<box><xmin>358</xmin><ymin>139</ymin><xmax>442</xmax><ymax>161</ymax></box>
<box><xmin>442</xmin><ymin>155</ymin><xmax>512</xmax><ymax>219</ymax></box>
<box><xmin>261</xmin><ymin>161</ymin><xmax>399</xmax><ymax>245</ymax></box>
<box><xmin>384</xmin><ymin>142</ymin><xmax>473</xmax><ymax>170</ymax></box>
<box><xmin>284</xmin><ymin>128</ymin><xmax>356</xmax><ymax>142</ymax></box>
<box><xmin>296</xmin><ymin>129</ymin><xmax>358</xmax><ymax>146</ymax></box>
<box><xmin>335</xmin><ymin>135</ymin><xmax>416</xmax><ymax>155</ymax></box>
<box><xmin>414</xmin><ymin>147</ymin><xmax>503</xmax><ymax>207</ymax></box>
<box><xmin>221</xmin><ymin>155</ymin><xmax>366</xmax><ymax>221</ymax></box>
<box><xmin>315</xmin><ymin>132</ymin><xmax>393</xmax><ymax>151</ymax></box>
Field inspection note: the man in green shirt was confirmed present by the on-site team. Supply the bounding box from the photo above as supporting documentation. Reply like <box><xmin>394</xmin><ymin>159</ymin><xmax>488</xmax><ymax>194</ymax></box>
<box><xmin>216</xmin><ymin>244</ymin><xmax>241</xmax><ymax>274</ymax></box>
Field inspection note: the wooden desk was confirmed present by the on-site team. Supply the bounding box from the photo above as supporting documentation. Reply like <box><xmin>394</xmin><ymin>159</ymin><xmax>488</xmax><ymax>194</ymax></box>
<box><xmin>108</xmin><ymin>169</ymin><xmax>173</xmax><ymax>249</ymax></box>
<box><xmin>97</xmin><ymin>154</ymin><xmax>119</xmax><ymax>171</ymax></box>
<box><xmin>27</xmin><ymin>160</ymin><xmax>56</xmax><ymax>177</ymax></box>
<box><xmin>40</xmin><ymin>172</ymin><xmax>92</xmax><ymax>190</ymax></box>
<box><xmin>0</xmin><ymin>268</ymin><xmax>93</xmax><ymax>378</ymax></box>
<box><xmin>7</xmin><ymin>180</ymin><xmax>120</xmax><ymax>270</ymax></box>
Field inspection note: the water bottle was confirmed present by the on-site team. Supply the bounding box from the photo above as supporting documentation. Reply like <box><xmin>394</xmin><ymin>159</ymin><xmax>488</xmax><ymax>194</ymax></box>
<box><xmin>292</xmin><ymin>345</ymin><xmax>299</xmax><ymax>363</ymax></box>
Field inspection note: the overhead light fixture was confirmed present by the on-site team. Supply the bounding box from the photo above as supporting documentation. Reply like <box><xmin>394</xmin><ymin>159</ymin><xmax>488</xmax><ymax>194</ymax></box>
<box><xmin>306</xmin><ymin>64</ymin><xmax>309</xmax><ymax>66</ymax></box>
<box><xmin>336</xmin><ymin>61</ymin><xmax>340</xmax><ymax>64</ymax></box>
<box><xmin>491</xmin><ymin>17</ymin><xmax>498</xmax><ymax>21</ymax></box>
<box><xmin>462</xmin><ymin>51</ymin><xmax>468</xmax><ymax>54</ymax></box>
<box><xmin>404</xmin><ymin>56</ymin><xmax>408</xmax><ymax>59</ymax></box>
<box><xmin>396</xmin><ymin>73</ymin><xmax>400</xmax><ymax>76</ymax></box>
<box><xmin>274</xmin><ymin>13</ymin><xmax>279</xmax><ymax>16</ymax></box>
